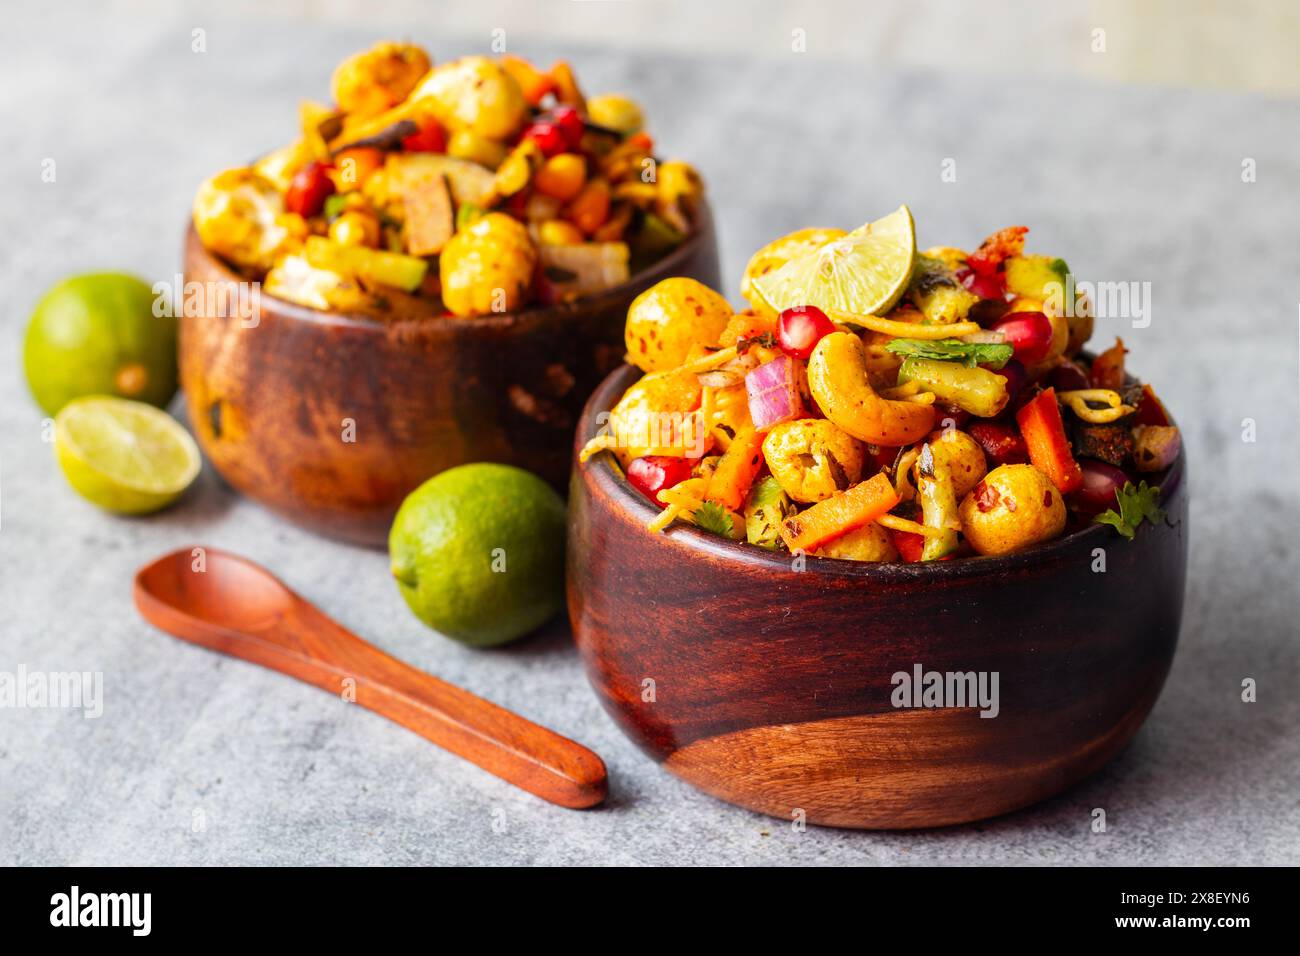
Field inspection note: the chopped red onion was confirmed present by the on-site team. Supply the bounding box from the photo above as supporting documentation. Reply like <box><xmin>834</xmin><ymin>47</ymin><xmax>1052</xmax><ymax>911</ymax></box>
<box><xmin>746</xmin><ymin>355</ymin><xmax>807</xmax><ymax>431</ymax></box>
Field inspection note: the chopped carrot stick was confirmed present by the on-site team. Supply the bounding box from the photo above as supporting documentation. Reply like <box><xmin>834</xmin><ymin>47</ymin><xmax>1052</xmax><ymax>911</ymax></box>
<box><xmin>779</xmin><ymin>473</ymin><xmax>900</xmax><ymax>553</ymax></box>
<box><xmin>501</xmin><ymin>55</ymin><xmax>557</xmax><ymax>105</ymax></box>
<box><xmin>1015</xmin><ymin>388</ymin><xmax>1083</xmax><ymax>493</ymax></box>
<box><xmin>548</xmin><ymin>60</ymin><xmax>585</xmax><ymax>107</ymax></box>
<box><xmin>705</xmin><ymin>427</ymin><xmax>764</xmax><ymax>511</ymax></box>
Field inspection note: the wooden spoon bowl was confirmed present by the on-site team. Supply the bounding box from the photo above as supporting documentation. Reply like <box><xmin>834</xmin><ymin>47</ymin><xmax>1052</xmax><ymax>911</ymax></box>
<box><xmin>180</xmin><ymin>204</ymin><xmax>720</xmax><ymax>547</ymax></box>
<box><xmin>135</xmin><ymin>547</ymin><xmax>607</xmax><ymax>808</ymax></box>
<box><xmin>567</xmin><ymin>364</ymin><xmax>1188</xmax><ymax>829</ymax></box>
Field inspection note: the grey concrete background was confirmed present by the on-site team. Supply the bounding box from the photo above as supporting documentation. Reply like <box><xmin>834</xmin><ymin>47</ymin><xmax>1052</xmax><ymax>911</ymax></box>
<box><xmin>1</xmin><ymin>3</ymin><xmax>1297</xmax><ymax>865</ymax></box>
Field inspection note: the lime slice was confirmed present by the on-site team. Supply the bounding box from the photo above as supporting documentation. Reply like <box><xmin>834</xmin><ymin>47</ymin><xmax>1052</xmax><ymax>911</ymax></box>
<box><xmin>740</xmin><ymin>226</ymin><xmax>847</xmax><ymax>314</ymax></box>
<box><xmin>54</xmin><ymin>396</ymin><xmax>201</xmax><ymax>514</ymax></box>
<box><xmin>752</xmin><ymin>205</ymin><xmax>916</xmax><ymax>318</ymax></box>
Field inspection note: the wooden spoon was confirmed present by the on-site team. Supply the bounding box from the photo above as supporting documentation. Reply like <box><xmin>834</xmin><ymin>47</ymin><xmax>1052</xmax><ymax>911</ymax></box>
<box><xmin>133</xmin><ymin>546</ymin><xmax>607</xmax><ymax>809</ymax></box>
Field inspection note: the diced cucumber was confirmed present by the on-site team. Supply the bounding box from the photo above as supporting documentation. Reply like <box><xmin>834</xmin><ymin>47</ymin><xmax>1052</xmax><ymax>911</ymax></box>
<box><xmin>1004</xmin><ymin>254</ymin><xmax>1070</xmax><ymax>300</ymax></box>
<box><xmin>304</xmin><ymin>236</ymin><xmax>428</xmax><ymax>292</ymax></box>
<box><xmin>907</xmin><ymin>255</ymin><xmax>980</xmax><ymax>324</ymax></box>
<box><xmin>897</xmin><ymin>357</ymin><xmax>1009</xmax><ymax>418</ymax></box>
<box><xmin>744</xmin><ymin>475</ymin><xmax>794</xmax><ymax>550</ymax></box>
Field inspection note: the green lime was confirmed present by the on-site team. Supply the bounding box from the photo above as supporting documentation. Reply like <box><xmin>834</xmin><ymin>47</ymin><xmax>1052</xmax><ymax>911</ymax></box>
<box><xmin>54</xmin><ymin>396</ymin><xmax>201</xmax><ymax>514</ymax></box>
<box><xmin>752</xmin><ymin>205</ymin><xmax>916</xmax><ymax>318</ymax></box>
<box><xmin>23</xmin><ymin>272</ymin><xmax>177</xmax><ymax>416</ymax></box>
<box><xmin>389</xmin><ymin>463</ymin><xmax>567</xmax><ymax>648</ymax></box>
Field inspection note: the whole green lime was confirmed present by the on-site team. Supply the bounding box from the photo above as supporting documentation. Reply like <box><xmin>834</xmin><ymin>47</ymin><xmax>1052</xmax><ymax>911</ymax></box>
<box><xmin>389</xmin><ymin>463</ymin><xmax>567</xmax><ymax>647</ymax></box>
<box><xmin>23</xmin><ymin>272</ymin><xmax>177</xmax><ymax>416</ymax></box>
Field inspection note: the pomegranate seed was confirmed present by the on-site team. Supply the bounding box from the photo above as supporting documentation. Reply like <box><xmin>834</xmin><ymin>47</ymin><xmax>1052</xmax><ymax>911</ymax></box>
<box><xmin>777</xmin><ymin>305</ymin><xmax>836</xmax><ymax>359</ymax></box>
<box><xmin>401</xmin><ymin>120</ymin><xmax>446</xmax><ymax>153</ymax></box>
<box><xmin>991</xmin><ymin>311</ymin><xmax>1054</xmax><ymax>365</ymax></box>
<box><xmin>523</xmin><ymin>122</ymin><xmax>567</xmax><ymax>157</ymax></box>
<box><xmin>958</xmin><ymin>266</ymin><xmax>1006</xmax><ymax>301</ymax></box>
<box><xmin>968</xmin><ymin>421</ymin><xmax>1029</xmax><ymax>466</ymax></box>
<box><xmin>550</xmin><ymin>106</ymin><xmax>585</xmax><ymax>150</ymax></box>
<box><xmin>285</xmin><ymin>161</ymin><xmax>336</xmax><ymax>217</ymax></box>
<box><xmin>1073</xmin><ymin>459</ymin><xmax>1131</xmax><ymax>516</ymax></box>
<box><xmin>626</xmin><ymin>456</ymin><xmax>696</xmax><ymax>508</ymax></box>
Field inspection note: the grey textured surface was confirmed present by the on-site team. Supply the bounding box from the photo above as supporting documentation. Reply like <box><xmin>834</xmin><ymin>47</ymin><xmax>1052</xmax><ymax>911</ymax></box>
<box><xmin>1</xmin><ymin>4</ymin><xmax>1298</xmax><ymax>866</ymax></box>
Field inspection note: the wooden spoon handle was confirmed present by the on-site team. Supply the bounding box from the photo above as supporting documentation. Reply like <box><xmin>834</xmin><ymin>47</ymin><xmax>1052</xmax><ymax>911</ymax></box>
<box><xmin>289</xmin><ymin>610</ymin><xmax>608</xmax><ymax>809</ymax></box>
<box><xmin>136</xmin><ymin>583</ymin><xmax>607</xmax><ymax>809</ymax></box>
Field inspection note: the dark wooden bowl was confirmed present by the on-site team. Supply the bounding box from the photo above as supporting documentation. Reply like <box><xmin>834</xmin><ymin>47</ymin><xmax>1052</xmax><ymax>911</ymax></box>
<box><xmin>567</xmin><ymin>364</ymin><xmax>1188</xmax><ymax>829</ymax></box>
<box><xmin>180</xmin><ymin>205</ymin><xmax>719</xmax><ymax>547</ymax></box>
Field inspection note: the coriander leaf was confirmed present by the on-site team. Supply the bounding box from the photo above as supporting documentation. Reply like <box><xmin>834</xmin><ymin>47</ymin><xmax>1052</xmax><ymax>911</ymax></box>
<box><xmin>1093</xmin><ymin>480</ymin><xmax>1165</xmax><ymax>539</ymax></box>
<box><xmin>1093</xmin><ymin>509</ymin><xmax>1135</xmax><ymax>540</ymax></box>
<box><xmin>692</xmin><ymin>500</ymin><xmax>737</xmax><ymax>539</ymax></box>
<box><xmin>885</xmin><ymin>338</ymin><xmax>1014</xmax><ymax>369</ymax></box>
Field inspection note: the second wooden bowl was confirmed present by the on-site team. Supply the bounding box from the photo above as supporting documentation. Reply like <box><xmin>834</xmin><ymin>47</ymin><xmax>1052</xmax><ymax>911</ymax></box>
<box><xmin>180</xmin><ymin>205</ymin><xmax>720</xmax><ymax>547</ymax></box>
<box><xmin>567</xmin><ymin>365</ymin><xmax>1188</xmax><ymax>829</ymax></box>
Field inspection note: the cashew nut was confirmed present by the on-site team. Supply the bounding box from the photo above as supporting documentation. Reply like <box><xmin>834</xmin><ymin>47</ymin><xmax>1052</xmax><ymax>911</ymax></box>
<box><xmin>807</xmin><ymin>332</ymin><xmax>935</xmax><ymax>446</ymax></box>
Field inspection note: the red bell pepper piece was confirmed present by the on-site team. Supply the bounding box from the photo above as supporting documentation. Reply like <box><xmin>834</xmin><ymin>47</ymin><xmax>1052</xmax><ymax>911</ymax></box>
<box><xmin>627</xmin><ymin>456</ymin><xmax>695</xmax><ymax>508</ymax></box>
<box><xmin>867</xmin><ymin>444</ymin><xmax>902</xmax><ymax>472</ymax></box>
<box><xmin>522</xmin><ymin>122</ymin><xmax>567</xmax><ymax>157</ymax></box>
<box><xmin>1133</xmin><ymin>383</ymin><xmax>1171</xmax><ymax>427</ymax></box>
<box><xmin>967</xmin><ymin>421</ymin><xmax>1029</xmax><ymax>467</ymax></box>
<box><xmin>967</xmin><ymin>225</ymin><xmax>1028</xmax><ymax>275</ymax></box>
<box><xmin>889</xmin><ymin>528</ymin><xmax>926</xmax><ymax>563</ymax></box>
<box><xmin>401</xmin><ymin>120</ymin><xmax>447</xmax><ymax>153</ymax></box>
<box><xmin>1015</xmin><ymin>388</ymin><xmax>1083</xmax><ymax>493</ymax></box>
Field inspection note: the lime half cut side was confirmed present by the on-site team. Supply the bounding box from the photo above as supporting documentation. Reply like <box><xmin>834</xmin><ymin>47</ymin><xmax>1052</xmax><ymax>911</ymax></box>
<box><xmin>54</xmin><ymin>396</ymin><xmax>201</xmax><ymax>514</ymax></box>
<box><xmin>752</xmin><ymin>204</ymin><xmax>917</xmax><ymax>318</ymax></box>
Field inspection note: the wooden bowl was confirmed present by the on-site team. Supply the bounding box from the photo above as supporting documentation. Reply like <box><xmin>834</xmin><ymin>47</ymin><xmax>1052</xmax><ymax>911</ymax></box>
<box><xmin>180</xmin><ymin>205</ymin><xmax>720</xmax><ymax>547</ymax></box>
<box><xmin>567</xmin><ymin>365</ymin><xmax>1188</xmax><ymax>829</ymax></box>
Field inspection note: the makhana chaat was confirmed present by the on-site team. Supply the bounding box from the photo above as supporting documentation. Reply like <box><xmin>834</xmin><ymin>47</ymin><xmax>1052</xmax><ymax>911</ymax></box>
<box><xmin>192</xmin><ymin>42</ymin><xmax>704</xmax><ymax>318</ymax></box>
<box><xmin>581</xmin><ymin>206</ymin><xmax>1179</xmax><ymax>561</ymax></box>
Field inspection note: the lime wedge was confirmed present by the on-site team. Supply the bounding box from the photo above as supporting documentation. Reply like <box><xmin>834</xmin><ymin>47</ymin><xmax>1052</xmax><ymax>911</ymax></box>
<box><xmin>54</xmin><ymin>396</ymin><xmax>201</xmax><ymax>514</ymax></box>
<box><xmin>752</xmin><ymin>205</ymin><xmax>917</xmax><ymax>318</ymax></box>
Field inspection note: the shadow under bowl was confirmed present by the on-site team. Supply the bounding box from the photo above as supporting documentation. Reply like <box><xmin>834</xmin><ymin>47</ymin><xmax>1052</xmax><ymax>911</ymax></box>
<box><xmin>567</xmin><ymin>364</ymin><xmax>1188</xmax><ymax>829</ymax></box>
<box><xmin>180</xmin><ymin>204</ymin><xmax>720</xmax><ymax>547</ymax></box>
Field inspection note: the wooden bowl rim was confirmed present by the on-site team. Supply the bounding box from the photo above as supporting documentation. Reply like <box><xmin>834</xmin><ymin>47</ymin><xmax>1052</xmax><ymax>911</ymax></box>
<box><xmin>184</xmin><ymin>200</ymin><xmax>715</xmax><ymax>333</ymax></box>
<box><xmin>577</xmin><ymin>362</ymin><xmax>1186</xmax><ymax>584</ymax></box>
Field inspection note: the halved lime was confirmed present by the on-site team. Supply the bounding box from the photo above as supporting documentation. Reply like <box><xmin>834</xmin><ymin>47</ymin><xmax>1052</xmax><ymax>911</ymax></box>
<box><xmin>54</xmin><ymin>397</ymin><xmax>201</xmax><ymax>514</ymax></box>
<box><xmin>740</xmin><ymin>226</ymin><xmax>847</xmax><ymax>315</ymax></box>
<box><xmin>751</xmin><ymin>205</ymin><xmax>916</xmax><ymax>317</ymax></box>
